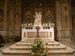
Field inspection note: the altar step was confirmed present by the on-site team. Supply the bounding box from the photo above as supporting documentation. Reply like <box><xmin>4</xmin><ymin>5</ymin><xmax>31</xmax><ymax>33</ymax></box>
<box><xmin>2</xmin><ymin>47</ymin><xmax>73</xmax><ymax>56</ymax></box>
<box><xmin>9</xmin><ymin>44</ymin><xmax>66</xmax><ymax>50</ymax></box>
<box><xmin>16</xmin><ymin>41</ymin><xmax>60</xmax><ymax>46</ymax></box>
<box><xmin>2</xmin><ymin>40</ymin><xmax>74</xmax><ymax>56</ymax></box>
<box><xmin>21</xmin><ymin>38</ymin><xmax>55</xmax><ymax>43</ymax></box>
<box><xmin>2</xmin><ymin>48</ymin><xmax>74</xmax><ymax>56</ymax></box>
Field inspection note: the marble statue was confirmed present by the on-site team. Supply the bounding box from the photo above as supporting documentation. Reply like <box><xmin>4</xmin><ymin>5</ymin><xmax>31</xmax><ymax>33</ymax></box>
<box><xmin>34</xmin><ymin>12</ymin><xmax>42</xmax><ymax>26</ymax></box>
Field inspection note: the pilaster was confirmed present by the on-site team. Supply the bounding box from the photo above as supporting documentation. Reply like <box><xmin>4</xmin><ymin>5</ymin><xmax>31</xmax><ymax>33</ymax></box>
<box><xmin>4</xmin><ymin>0</ymin><xmax>7</xmax><ymax>30</ymax></box>
<box><xmin>61</xmin><ymin>0</ymin><xmax>71</xmax><ymax>39</ymax></box>
<box><xmin>15</xmin><ymin>0</ymin><xmax>22</xmax><ymax>36</ymax></box>
<box><xmin>55</xmin><ymin>0</ymin><xmax>62</xmax><ymax>40</ymax></box>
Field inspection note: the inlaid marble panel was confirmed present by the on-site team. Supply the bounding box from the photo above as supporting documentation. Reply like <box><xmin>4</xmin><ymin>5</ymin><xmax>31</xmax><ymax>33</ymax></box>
<box><xmin>28</xmin><ymin>32</ymin><xmax>36</xmax><ymax>37</ymax></box>
<box><xmin>28</xmin><ymin>32</ymin><xmax>48</xmax><ymax>38</ymax></box>
<box><xmin>39</xmin><ymin>32</ymin><xmax>48</xmax><ymax>37</ymax></box>
<box><xmin>56</xmin><ymin>1</ymin><xmax>61</xmax><ymax>30</ymax></box>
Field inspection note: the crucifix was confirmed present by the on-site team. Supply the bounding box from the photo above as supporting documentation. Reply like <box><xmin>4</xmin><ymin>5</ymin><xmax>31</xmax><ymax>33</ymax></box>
<box><xmin>35</xmin><ymin>26</ymin><xmax>40</xmax><ymax>38</ymax></box>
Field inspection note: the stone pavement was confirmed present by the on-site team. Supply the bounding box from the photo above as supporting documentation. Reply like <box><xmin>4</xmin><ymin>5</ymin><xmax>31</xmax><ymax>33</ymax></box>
<box><xmin>0</xmin><ymin>42</ymin><xmax>15</xmax><ymax>56</ymax></box>
<box><xmin>59</xmin><ymin>39</ymin><xmax>75</xmax><ymax>56</ymax></box>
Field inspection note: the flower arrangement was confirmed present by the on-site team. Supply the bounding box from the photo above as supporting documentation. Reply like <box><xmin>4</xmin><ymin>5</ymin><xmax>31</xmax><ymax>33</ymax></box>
<box><xmin>20</xmin><ymin>23</ymin><xmax>33</xmax><ymax>27</ymax></box>
<box><xmin>43</xmin><ymin>23</ymin><xmax>48</xmax><ymax>26</ymax></box>
<box><xmin>31</xmin><ymin>39</ymin><xmax>46</xmax><ymax>56</ymax></box>
<box><xmin>50</xmin><ymin>23</ymin><xmax>55</xmax><ymax>27</ymax></box>
<box><xmin>42</xmin><ymin>22</ymin><xmax>55</xmax><ymax>27</ymax></box>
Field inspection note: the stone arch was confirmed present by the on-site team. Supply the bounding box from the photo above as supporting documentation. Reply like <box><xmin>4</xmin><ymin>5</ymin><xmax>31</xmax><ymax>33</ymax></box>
<box><xmin>25</xmin><ymin>10</ymin><xmax>31</xmax><ymax>23</ymax></box>
<box><xmin>15</xmin><ymin>13</ymin><xmax>19</xmax><ymax>25</ymax></box>
<box><xmin>46</xmin><ymin>10</ymin><xmax>52</xmax><ymax>23</ymax></box>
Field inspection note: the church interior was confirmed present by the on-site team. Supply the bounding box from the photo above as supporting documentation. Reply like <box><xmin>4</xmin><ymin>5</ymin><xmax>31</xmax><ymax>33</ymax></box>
<box><xmin>0</xmin><ymin>0</ymin><xmax>75</xmax><ymax>56</ymax></box>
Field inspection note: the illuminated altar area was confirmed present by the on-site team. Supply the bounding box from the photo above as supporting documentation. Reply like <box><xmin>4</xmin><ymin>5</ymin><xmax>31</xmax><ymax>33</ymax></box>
<box><xmin>21</xmin><ymin>12</ymin><xmax>55</xmax><ymax>41</ymax></box>
<box><xmin>2</xmin><ymin>12</ymin><xmax>74</xmax><ymax>56</ymax></box>
<box><xmin>21</xmin><ymin>25</ymin><xmax>54</xmax><ymax>41</ymax></box>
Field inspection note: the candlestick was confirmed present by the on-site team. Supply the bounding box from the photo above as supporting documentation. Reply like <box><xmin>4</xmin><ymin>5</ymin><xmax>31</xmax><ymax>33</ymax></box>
<box><xmin>46</xmin><ymin>43</ymin><xmax>48</xmax><ymax>56</ymax></box>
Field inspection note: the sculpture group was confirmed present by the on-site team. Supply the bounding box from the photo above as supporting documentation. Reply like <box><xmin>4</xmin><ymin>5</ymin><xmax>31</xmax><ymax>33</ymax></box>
<box><xmin>34</xmin><ymin>12</ymin><xmax>42</xmax><ymax>26</ymax></box>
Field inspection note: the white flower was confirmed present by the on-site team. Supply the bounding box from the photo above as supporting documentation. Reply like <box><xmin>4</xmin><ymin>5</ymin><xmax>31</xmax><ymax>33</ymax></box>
<box><xmin>31</xmin><ymin>52</ymin><xmax>35</xmax><ymax>55</ymax></box>
<box><xmin>34</xmin><ymin>43</ymin><xmax>37</xmax><ymax>46</ymax></box>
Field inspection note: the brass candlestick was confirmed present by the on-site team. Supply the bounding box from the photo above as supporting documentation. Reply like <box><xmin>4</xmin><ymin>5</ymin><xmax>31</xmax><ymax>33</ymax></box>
<box><xmin>46</xmin><ymin>43</ymin><xmax>48</xmax><ymax>56</ymax></box>
<box><xmin>35</xmin><ymin>26</ymin><xmax>40</xmax><ymax>38</ymax></box>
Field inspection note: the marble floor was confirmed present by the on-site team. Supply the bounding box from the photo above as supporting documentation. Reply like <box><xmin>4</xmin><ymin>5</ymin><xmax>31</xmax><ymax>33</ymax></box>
<box><xmin>0</xmin><ymin>39</ymin><xmax>75</xmax><ymax>56</ymax></box>
<box><xmin>59</xmin><ymin>39</ymin><xmax>75</xmax><ymax>56</ymax></box>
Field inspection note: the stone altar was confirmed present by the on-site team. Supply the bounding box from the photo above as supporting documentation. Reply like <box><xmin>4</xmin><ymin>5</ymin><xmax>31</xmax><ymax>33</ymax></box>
<box><xmin>21</xmin><ymin>26</ymin><xmax>54</xmax><ymax>41</ymax></box>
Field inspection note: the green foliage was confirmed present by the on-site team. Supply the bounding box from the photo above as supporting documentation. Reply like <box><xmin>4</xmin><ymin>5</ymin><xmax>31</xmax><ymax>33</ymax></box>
<box><xmin>50</xmin><ymin>23</ymin><xmax>55</xmax><ymax>27</ymax></box>
<box><xmin>42</xmin><ymin>22</ymin><xmax>55</xmax><ymax>27</ymax></box>
<box><xmin>31</xmin><ymin>39</ymin><xmax>45</xmax><ymax>56</ymax></box>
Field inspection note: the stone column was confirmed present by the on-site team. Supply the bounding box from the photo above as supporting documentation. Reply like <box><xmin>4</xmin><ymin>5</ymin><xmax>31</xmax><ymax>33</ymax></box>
<box><xmin>15</xmin><ymin>0</ymin><xmax>22</xmax><ymax>37</ymax></box>
<box><xmin>9</xmin><ymin>0</ymin><xmax>15</xmax><ymax>30</ymax></box>
<box><xmin>68</xmin><ymin>0</ymin><xmax>73</xmax><ymax>40</ymax></box>
<box><xmin>55</xmin><ymin>0</ymin><xmax>62</xmax><ymax>40</ymax></box>
<box><xmin>4</xmin><ymin>0</ymin><xmax>7</xmax><ymax>35</ymax></box>
<box><xmin>8</xmin><ymin>0</ymin><xmax>15</xmax><ymax>41</ymax></box>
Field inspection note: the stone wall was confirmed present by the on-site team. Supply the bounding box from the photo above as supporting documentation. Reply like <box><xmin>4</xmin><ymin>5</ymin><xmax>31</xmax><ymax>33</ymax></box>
<box><xmin>0</xmin><ymin>0</ymin><xmax>73</xmax><ymax>42</ymax></box>
<box><xmin>71</xmin><ymin>7</ymin><xmax>75</xmax><ymax>40</ymax></box>
<box><xmin>0</xmin><ymin>0</ymin><xmax>22</xmax><ymax>42</ymax></box>
<box><xmin>55</xmin><ymin>0</ymin><xmax>72</xmax><ymax>40</ymax></box>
